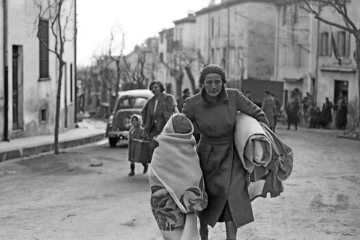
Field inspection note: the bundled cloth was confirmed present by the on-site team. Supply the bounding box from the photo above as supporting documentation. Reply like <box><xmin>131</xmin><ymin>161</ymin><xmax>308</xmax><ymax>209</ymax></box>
<box><xmin>235</xmin><ymin>112</ymin><xmax>293</xmax><ymax>200</ymax></box>
<box><xmin>149</xmin><ymin>114</ymin><xmax>208</xmax><ymax>214</ymax></box>
<box><xmin>149</xmin><ymin>114</ymin><xmax>207</xmax><ymax>240</ymax></box>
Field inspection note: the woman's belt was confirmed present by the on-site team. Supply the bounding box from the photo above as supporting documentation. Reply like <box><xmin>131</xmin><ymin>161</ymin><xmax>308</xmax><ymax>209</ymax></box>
<box><xmin>200</xmin><ymin>135</ymin><xmax>234</xmax><ymax>145</ymax></box>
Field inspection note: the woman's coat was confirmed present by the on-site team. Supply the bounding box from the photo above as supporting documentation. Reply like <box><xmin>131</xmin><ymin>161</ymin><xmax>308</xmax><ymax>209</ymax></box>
<box><xmin>182</xmin><ymin>87</ymin><xmax>269</xmax><ymax>228</ymax></box>
<box><xmin>141</xmin><ymin>92</ymin><xmax>178</xmax><ymax>136</ymax></box>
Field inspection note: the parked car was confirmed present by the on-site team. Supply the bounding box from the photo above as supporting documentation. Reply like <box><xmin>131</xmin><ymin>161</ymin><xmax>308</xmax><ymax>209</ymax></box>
<box><xmin>105</xmin><ymin>89</ymin><xmax>153</xmax><ymax>147</ymax></box>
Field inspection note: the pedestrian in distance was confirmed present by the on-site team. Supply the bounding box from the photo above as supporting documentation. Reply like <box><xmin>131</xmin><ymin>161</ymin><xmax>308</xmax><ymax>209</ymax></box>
<box><xmin>177</xmin><ymin>88</ymin><xmax>190</xmax><ymax>113</ymax></box>
<box><xmin>127</xmin><ymin>115</ymin><xmax>149</xmax><ymax>176</ymax></box>
<box><xmin>286</xmin><ymin>99</ymin><xmax>300</xmax><ymax>130</ymax></box>
<box><xmin>261</xmin><ymin>91</ymin><xmax>276</xmax><ymax>132</ymax></box>
<box><xmin>149</xmin><ymin>113</ymin><xmax>208</xmax><ymax>240</ymax></box>
<box><xmin>271</xmin><ymin>92</ymin><xmax>281</xmax><ymax>133</ymax></box>
<box><xmin>141</xmin><ymin>81</ymin><xmax>179</xmax><ymax>159</ymax></box>
<box><xmin>182</xmin><ymin>64</ymin><xmax>269</xmax><ymax>240</ymax></box>
<box><xmin>320</xmin><ymin>97</ymin><xmax>334</xmax><ymax>129</ymax></box>
<box><xmin>336</xmin><ymin>96</ymin><xmax>348</xmax><ymax>130</ymax></box>
<box><xmin>302</xmin><ymin>93</ymin><xmax>311</xmax><ymax>126</ymax></box>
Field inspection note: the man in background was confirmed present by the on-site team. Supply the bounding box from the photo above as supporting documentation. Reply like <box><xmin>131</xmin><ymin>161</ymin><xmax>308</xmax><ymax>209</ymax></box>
<box><xmin>177</xmin><ymin>88</ymin><xmax>190</xmax><ymax>113</ymax></box>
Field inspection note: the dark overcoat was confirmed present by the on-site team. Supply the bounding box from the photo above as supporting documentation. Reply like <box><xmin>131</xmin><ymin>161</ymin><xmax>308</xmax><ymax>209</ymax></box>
<box><xmin>141</xmin><ymin>93</ymin><xmax>178</xmax><ymax>136</ymax></box>
<box><xmin>182</xmin><ymin>87</ymin><xmax>268</xmax><ymax>228</ymax></box>
<box><xmin>261</xmin><ymin>95</ymin><xmax>276</xmax><ymax>128</ymax></box>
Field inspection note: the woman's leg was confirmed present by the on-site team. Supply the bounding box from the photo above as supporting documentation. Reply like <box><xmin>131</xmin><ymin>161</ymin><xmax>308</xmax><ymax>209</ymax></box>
<box><xmin>180</xmin><ymin>213</ymin><xmax>199</xmax><ymax>240</ymax></box>
<box><xmin>128</xmin><ymin>162</ymin><xmax>135</xmax><ymax>176</ymax></box>
<box><xmin>142</xmin><ymin>163</ymin><xmax>148</xmax><ymax>174</ymax></box>
<box><xmin>199</xmin><ymin>219</ymin><xmax>208</xmax><ymax>240</ymax></box>
<box><xmin>225</xmin><ymin>221</ymin><xmax>237</xmax><ymax>240</ymax></box>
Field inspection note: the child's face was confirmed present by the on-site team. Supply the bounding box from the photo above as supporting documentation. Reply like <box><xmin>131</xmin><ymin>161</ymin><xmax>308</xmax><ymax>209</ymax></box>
<box><xmin>131</xmin><ymin>118</ymin><xmax>139</xmax><ymax>128</ymax></box>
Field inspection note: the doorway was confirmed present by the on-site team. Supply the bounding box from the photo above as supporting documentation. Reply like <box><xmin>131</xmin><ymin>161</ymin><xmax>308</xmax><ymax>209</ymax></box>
<box><xmin>334</xmin><ymin>80</ymin><xmax>348</xmax><ymax>110</ymax></box>
<box><xmin>12</xmin><ymin>45</ymin><xmax>23</xmax><ymax>130</ymax></box>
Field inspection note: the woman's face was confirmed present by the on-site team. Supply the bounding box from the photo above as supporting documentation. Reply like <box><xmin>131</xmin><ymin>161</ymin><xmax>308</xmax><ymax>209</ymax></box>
<box><xmin>203</xmin><ymin>73</ymin><xmax>223</xmax><ymax>97</ymax></box>
<box><xmin>151</xmin><ymin>83</ymin><xmax>161</xmax><ymax>96</ymax></box>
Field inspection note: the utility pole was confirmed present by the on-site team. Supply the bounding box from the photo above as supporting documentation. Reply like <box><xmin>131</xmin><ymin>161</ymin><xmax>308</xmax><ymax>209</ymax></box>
<box><xmin>74</xmin><ymin>0</ymin><xmax>78</xmax><ymax>123</ymax></box>
<box><xmin>3</xmin><ymin>0</ymin><xmax>9</xmax><ymax>141</ymax></box>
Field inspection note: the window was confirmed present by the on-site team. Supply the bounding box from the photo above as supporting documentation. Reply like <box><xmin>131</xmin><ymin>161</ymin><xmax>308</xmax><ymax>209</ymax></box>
<box><xmin>293</xmin><ymin>4</ymin><xmax>298</xmax><ymax>24</ymax></box>
<box><xmin>337</xmin><ymin>31</ymin><xmax>350</xmax><ymax>57</ymax></box>
<box><xmin>211</xmin><ymin>17</ymin><xmax>215</xmax><ymax>38</ymax></box>
<box><xmin>320</xmin><ymin>32</ymin><xmax>329</xmax><ymax>56</ymax></box>
<box><xmin>282</xmin><ymin>5</ymin><xmax>287</xmax><ymax>26</ymax></box>
<box><xmin>211</xmin><ymin>48</ymin><xmax>215</xmax><ymax>63</ymax></box>
<box><xmin>159</xmin><ymin>52</ymin><xmax>164</xmax><ymax>62</ymax></box>
<box><xmin>116</xmin><ymin>96</ymin><xmax>148</xmax><ymax>112</ymax></box>
<box><xmin>338</xmin><ymin>31</ymin><xmax>346</xmax><ymax>56</ymax></box>
<box><xmin>40</xmin><ymin>108</ymin><xmax>47</xmax><ymax>122</ymax></box>
<box><xmin>39</xmin><ymin>19</ymin><xmax>49</xmax><ymax>79</ymax></box>
<box><xmin>222</xmin><ymin>47</ymin><xmax>226</xmax><ymax>69</ymax></box>
<box><xmin>218</xmin><ymin>16</ymin><xmax>221</xmax><ymax>36</ymax></box>
<box><xmin>294</xmin><ymin>45</ymin><xmax>302</xmax><ymax>67</ymax></box>
<box><xmin>160</xmin><ymin>33</ymin><xmax>164</xmax><ymax>44</ymax></box>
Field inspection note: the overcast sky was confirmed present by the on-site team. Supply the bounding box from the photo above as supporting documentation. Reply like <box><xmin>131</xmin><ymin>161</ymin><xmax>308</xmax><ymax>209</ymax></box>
<box><xmin>77</xmin><ymin>0</ymin><xmax>215</xmax><ymax>66</ymax></box>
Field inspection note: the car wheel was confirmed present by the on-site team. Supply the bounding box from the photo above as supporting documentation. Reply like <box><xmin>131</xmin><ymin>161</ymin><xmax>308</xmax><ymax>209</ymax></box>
<box><xmin>109</xmin><ymin>138</ymin><xmax>118</xmax><ymax>148</ymax></box>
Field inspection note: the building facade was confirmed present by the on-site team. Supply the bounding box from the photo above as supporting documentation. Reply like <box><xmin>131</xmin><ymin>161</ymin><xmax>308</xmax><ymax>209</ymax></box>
<box><xmin>0</xmin><ymin>0</ymin><xmax>77</xmax><ymax>141</ymax></box>
<box><xmin>195</xmin><ymin>0</ymin><xmax>277</xmax><ymax>81</ymax></box>
<box><xmin>172</xmin><ymin>13</ymin><xmax>198</xmax><ymax>97</ymax></box>
<box><xmin>276</xmin><ymin>1</ymin><xmax>360</xmax><ymax>127</ymax></box>
<box><xmin>157</xmin><ymin>28</ymin><xmax>174</xmax><ymax>94</ymax></box>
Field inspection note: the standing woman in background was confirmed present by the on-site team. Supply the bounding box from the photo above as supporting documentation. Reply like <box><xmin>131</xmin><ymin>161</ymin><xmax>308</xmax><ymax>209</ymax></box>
<box><xmin>182</xmin><ymin>64</ymin><xmax>269</xmax><ymax>240</ymax></box>
<box><xmin>141</xmin><ymin>81</ymin><xmax>179</xmax><ymax>158</ymax></box>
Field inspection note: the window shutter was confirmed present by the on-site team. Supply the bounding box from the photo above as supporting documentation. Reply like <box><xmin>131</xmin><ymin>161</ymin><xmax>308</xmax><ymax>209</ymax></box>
<box><xmin>345</xmin><ymin>32</ymin><xmax>351</xmax><ymax>57</ymax></box>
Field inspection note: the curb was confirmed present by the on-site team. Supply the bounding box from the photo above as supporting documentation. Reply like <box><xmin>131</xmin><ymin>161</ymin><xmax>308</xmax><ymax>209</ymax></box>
<box><xmin>0</xmin><ymin>133</ymin><xmax>106</xmax><ymax>163</ymax></box>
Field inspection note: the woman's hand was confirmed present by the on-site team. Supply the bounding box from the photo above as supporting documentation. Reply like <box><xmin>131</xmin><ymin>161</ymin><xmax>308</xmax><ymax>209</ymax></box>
<box><xmin>152</xmin><ymin>135</ymin><xmax>160</xmax><ymax>149</ymax></box>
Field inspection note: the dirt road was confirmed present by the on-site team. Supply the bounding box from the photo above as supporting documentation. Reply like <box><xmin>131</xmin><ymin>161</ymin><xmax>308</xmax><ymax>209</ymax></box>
<box><xmin>0</xmin><ymin>125</ymin><xmax>359</xmax><ymax>240</ymax></box>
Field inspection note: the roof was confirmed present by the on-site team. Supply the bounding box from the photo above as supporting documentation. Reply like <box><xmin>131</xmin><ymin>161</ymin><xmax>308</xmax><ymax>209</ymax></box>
<box><xmin>196</xmin><ymin>0</ymin><xmax>277</xmax><ymax>16</ymax></box>
<box><xmin>159</xmin><ymin>28</ymin><xmax>174</xmax><ymax>35</ymax></box>
<box><xmin>173</xmin><ymin>14</ymin><xmax>196</xmax><ymax>25</ymax></box>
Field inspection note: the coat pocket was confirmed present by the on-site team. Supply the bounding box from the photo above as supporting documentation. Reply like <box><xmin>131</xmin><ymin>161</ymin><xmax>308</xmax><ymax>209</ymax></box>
<box><xmin>197</xmin><ymin>144</ymin><xmax>213</xmax><ymax>173</ymax></box>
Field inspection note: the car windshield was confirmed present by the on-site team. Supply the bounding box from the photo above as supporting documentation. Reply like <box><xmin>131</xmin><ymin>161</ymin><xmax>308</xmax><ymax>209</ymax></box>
<box><xmin>115</xmin><ymin>96</ymin><xmax>148</xmax><ymax>112</ymax></box>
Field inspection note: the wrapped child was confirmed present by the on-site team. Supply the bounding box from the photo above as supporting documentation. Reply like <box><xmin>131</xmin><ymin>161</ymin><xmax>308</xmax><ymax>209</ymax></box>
<box><xmin>149</xmin><ymin>113</ymin><xmax>208</xmax><ymax>240</ymax></box>
<box><xmin>128</xmin><ymin>114</ymin><xmax>149</xmax><ymax>176</ymax></box>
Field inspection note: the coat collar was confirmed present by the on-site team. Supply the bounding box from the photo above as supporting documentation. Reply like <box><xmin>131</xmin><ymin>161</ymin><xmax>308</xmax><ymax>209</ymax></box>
<box><xmin>201</xmin><ymin>85</ymin><xmax>229</xmax><ymax>107</ymax></box>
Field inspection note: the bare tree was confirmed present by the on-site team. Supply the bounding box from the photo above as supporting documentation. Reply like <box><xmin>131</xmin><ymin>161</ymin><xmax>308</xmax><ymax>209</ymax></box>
<box><xmin>292</xmin><ymin>0</ymin><xmax>360</xmax><ymax>128</ymax></box>
<box><xmin>122</xmin><ymin>50</ymin><xmax>149</xmax><ymax>89</ymax></box>
<box><xmin>108</xmin><ymin>23</ymin><xmax>125</xmax><ymax>97</ymax></box>
<box><xmin>35</xmin><ymin>0</ymin><xmax>74</xmax><ymax>154</ymax></box>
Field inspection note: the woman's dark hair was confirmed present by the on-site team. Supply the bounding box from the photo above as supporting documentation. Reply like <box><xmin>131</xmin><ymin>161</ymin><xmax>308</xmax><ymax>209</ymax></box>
<box><xmin>199</xmin><ymin>64</ymin><xmax>227</xmax><ymax>84</ymax></box>
<box><xmin>149</xmin><ymin>81</ymin><xmax>165</xmax><ymax>92</ymax></box>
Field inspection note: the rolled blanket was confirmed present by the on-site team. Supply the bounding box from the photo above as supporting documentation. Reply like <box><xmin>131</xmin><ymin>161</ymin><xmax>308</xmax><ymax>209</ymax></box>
<box><xmin>149</xmin><ymin>113</ymin><xmax>208</xmax><ymax>214</ymax></box>
<box><xmin>235</xmin><ymin>112</ymin><xmax>272</xmax><ymax>176</ymax></box>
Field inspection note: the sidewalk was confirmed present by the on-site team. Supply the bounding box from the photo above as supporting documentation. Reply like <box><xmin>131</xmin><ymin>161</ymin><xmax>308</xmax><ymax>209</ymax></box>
<box><xmin>0</xmin><ymin>119</ymin><xmax>106</xmax><ymax>163</ymax></box>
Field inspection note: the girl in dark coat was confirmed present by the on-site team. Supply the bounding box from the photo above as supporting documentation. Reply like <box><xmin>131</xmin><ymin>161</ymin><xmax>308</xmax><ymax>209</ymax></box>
<box><xmin>182</xmin><ymin>64</ymin><xmax>269</xmax><ymax>240</ymax></box>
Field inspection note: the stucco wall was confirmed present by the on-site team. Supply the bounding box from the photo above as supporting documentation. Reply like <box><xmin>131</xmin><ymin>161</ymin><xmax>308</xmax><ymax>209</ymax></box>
<box><xmin>195</xmin><ymin>2</ymin><xmax>277</xmax><ymax>82</ymax></box>
<box><xmin>0</xmin><ymin>1</ymin><xmax>4</xmax><ymax>139</ymax></box>
<box><xmin>0</xmin><ymin>0</ymin><xmax>76</xmax><ymax>140</ymax></box>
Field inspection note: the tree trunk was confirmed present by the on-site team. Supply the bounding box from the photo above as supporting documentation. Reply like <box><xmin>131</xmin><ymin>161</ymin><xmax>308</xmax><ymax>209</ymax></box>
<box><xmin>356</xmin><ymin>36</ymin><xmax>360</xmax><ymax>129</ymax></box>
<box><xmin>116</xmin><ymin>60</ymin><xmax>120</xmax><ymax>97</ymax></box>
<box><xmin>184</xmin><ymin>65</ymin><xmax>196</xmax><ymax>94</ymax></box>
<box><xmin>54</xmin><ymin>61</ymin><xmax>65</xmax><ymax>154</ymax></box>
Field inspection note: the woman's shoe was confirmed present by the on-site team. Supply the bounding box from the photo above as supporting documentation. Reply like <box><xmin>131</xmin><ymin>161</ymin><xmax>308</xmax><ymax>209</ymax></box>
<box><xmin>128</xmin><ymin>170</ymin><xmax>135</xmax><ymax>176</ymax></box>
<box><xmin>143</xmin><ymin>165</ymin><xmax>148</xmax><ymax>174</ymax></box>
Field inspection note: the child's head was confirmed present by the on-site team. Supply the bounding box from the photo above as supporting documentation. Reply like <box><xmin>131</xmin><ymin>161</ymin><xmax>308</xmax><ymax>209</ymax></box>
<box><xmin>172</xmin><ymin>114</ymin><xmax>192</xmax><ymax>133</ymax></box>
<box><xmin>131</xmin><ymin>115</ymin><xmax>140</xmax><ymax>128</ymax></box>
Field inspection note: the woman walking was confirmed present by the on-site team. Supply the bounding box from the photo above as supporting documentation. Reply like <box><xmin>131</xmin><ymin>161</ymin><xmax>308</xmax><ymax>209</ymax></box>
<box><xmin>141</xmin><ymin>81</ymin><xmax>179</xmax><ymax>158</ymax></box>
<box><xmin>182</xmin><ymin>64</ymin><xmax>269</xmax><ymax>240</ymax></box>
